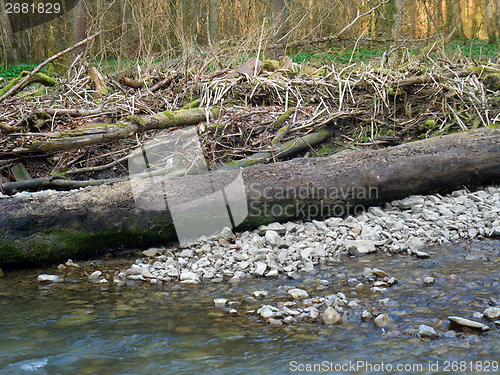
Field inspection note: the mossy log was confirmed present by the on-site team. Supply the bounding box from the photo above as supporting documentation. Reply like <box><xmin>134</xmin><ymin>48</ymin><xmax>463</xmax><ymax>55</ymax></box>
<box><xmin>0</xmin><ymin>71</ymin><xmax>55</xmax><ymax>97</ymax></box>
<box><xmin>11</xmin><ymin>107</ymin><xmax>220</xmax><ymax>153</ymax></box>
<box><xmin>1</xmin><ymin>127</ymin><xmax>500</xmax><ymax>267</ymax></box>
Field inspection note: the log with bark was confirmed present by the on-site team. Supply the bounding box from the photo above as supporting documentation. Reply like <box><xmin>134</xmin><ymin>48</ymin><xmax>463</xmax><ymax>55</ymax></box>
<box><xmin>1</xmin><ymin>127</ymin><xmax>500</xmax><ymax>267</ymax></box>
<box><xmin>10</xmin><ymin>107</ymin><xmax>220</xmax><ymax>153</ymax></box>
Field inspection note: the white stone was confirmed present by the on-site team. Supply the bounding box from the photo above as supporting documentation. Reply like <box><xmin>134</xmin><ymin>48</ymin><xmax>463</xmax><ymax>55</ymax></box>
<box><xmin>214</xmin><ymin>298</ymin><xmax>227</xmax><ymax>308</ymax></box>
<box><xmin>257</xmin><ymin>305</ymin><xmax>275</xmax><ymax>319</ymax></box>
<box><xmin>126</xmin><ymin>264</ymin><xmax>143</xmax><ymax>275</ymax></box>
<box><xmin>287</xmin><ymin>288</ymin><xmax>309</xmax><ymax>300</ymax></box>
<box><xmin>344</xmin><ymin>240</ymin><xmax>376</xmax><ymax>255</ymax></box>
<box><xmin>37</xmin><ymin>274</ymin><xmax>63</xmax><ymax>283</ymax></box>
<box><xmin>142</xmin><ymin>248</ymin><xmax>158</xmax><ymax>257</ymax></box>
<box><xmin>88</xmin><ymin>271</ymin><xmax>102</xmax><ymax>280</ymax></box>
<box><xmin>265</xmin><ymin>269</ymin><xmax>279</xmax><ymax>277</ymax></box>
<box><xmin>180</xmin><ymin>271</ymin><xmax>200</xmax><ymax>282</ymax></box>
<box><xmin>484</xmin><ymin>307</ymin><xmax>500</xmax><ymax>320</ymax></box>
<box><xmin>254</xmin><ymin>262</ymin><xmax>267</xmax><ymax>276</ymax></box>
<box><xmin>322</xmin><ymin>307</ymin><xmax>342</xmax><ymax>324</ymax></box>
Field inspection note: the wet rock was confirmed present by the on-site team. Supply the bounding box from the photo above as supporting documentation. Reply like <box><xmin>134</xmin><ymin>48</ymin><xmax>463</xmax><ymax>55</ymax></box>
<box><xmin>372</xmin><ymin>268</ymin><xmax>389</xmax><ymax>277</ymax></box>
<box><xmin>448</xmin><ymin>316</ymin><xmax>489</xmax><ymax>331</ymax></box>
<box><xmin>484</xmin><ymin>307</ymin><xmax>500</xmax><ymax>320</ymax></box>
<box><xmin>361</xmin><ymin>310</ymin><xmax>373</xmax><ymax>321</ymax></box>
<box><xmin>254</xmin><ymin>290</ymin><xmax>268</xmax><ymax>299</ymax></box>
<box><xmin>257</xmin><ymin>305</ymin><xmax>275</xmax><ymax>319</ymax></box>
<box><xmin>287</xmin><ymin>271</ymin><xmax>301</xmax><ymax>280</ymax></box>
<box><xmin>214</xmin><ymin>298</ymin><xmax>227</xmax><ymax>308</ymax></box>
<box><xmin>37</xmin><ymin>274</ymin><xmax>63</xmax><ymax>283</ymax></box>
<box><xmin>442</xmin><ymin>330</ymin><xmax>457</xmax><ymax>338</ymax></box>
<box><xmin>445</xmin><ymin>274</ymin><xmax>459</xmax><ymax>284</ymax></box>
<box><xmin>88</xmin><ymin>271</ymin><xmax>102</xmax><ymax>281</ymax></box>
<box><xmin>423</xmin><ymin>277</ymin><xmax>435</xmax><ymax>285</ymax></box>
<box><xmin>58</xmin><ymin>264</ymin><xmax>66</xmax><ymax>271</ymax></box>
<box><xmin>267</xmin><ymin>317</ymin><xmax>282</xmax><ymax>325</ymax></box>
<box><xmin>374</xmin><ymin>313</ymin><xmax>393</xmax><ymax>328</ymax></box>
<box><xmin>419</xmin><ymin>324</ymin><xmax>438</xmax><ymax>338</ymax></box>
<box><xmin>228</xmin><ymin>309</ymin><xmax>238</xmax><ymax>316</ymax></box>
<box><xmin>387</xmin><ymin>277</ymin><xmax>398</xmax><ymax>286</ymax></box>
<box><xmin>288</xmin><ymin>288</ymin><xmax>309</xmax><ymax>300</ymax></box>
<box><xmin>322</xmin><ymin>307</ymin><xmax>342</xmax><ymax>324</ymax></box>
<box><xmin>413</xmin><ymin>250</ymin><xmax>430</xmax><ymax>258</ymax></box>
<box><xmin>142</xmin><ymin>269</ymin><xmax>154</xmax><ymax>279</ymax></box>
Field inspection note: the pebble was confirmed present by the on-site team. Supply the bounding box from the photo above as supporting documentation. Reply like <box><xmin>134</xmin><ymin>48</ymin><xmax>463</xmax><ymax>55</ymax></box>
<box><xmin>484</xmin><ymin>307</ymin><xmax>500</xmax><ymax>320</ymax></box>
<box><xmin>322</xmin><ymin>307</ymin><xmax>342</xmax><ymax>324</ymax></box>
<box><xmin>214</xmin><ymin>298</ymin><xmax>227</xmax><ymax>308</ymax></box>
<box><xmin>419</xmin><ymin>324</ymin><xmax>438</xmax><ymax>338</ymax></box>
<box><xmin>423</xmin><ymin>277</ymin><xmax>435</xmax><ymax>285</ymax></box>
<box><xmin>448</xmin><ymin>316</ymin><xmax>490</xmax><ymax>331</ymax></box>
<box><xmin>88</xmin><ymin>271</ymin><xmax>102</xmax><ymax>281</ymax></box>
<box><xmin>37</xmin><ymin>274</ymin><xmax>64</xmax><ymax>283</ymax></box>
<box><xmin>287</xmin><ymin>288</ymin><xmax>309</xmax><ymax>300</ymax></box>
<box><xmin>374</xmin><ymin>313</ymin><xmax>393</xmax><ymax>328</ymax></box>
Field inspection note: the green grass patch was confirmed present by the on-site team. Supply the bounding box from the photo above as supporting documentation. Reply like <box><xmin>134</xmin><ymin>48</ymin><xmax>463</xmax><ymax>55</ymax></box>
<box><xmin>0</xmin><ymin>63</ymin><xmax>47</xmax><ymax>78</ymax></box>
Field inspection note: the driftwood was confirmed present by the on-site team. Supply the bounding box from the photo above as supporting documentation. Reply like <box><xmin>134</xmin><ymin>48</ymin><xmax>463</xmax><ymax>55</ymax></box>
<box><xmin>1</xmin><ymin>127</ymin><xmax>500</xmax><ymax>267</ymax></box>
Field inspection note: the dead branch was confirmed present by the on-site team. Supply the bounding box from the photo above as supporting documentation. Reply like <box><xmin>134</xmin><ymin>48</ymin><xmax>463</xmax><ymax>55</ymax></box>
<box><xmin>0</xmin><ymin>31</ymin><xmax>103</xmax><ymax>103</ymax></box>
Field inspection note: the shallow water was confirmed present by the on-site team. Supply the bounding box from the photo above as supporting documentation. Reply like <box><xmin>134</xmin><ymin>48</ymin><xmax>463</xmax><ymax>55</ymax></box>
<box><xmin>1</xmin><ymin>239</ymin><xmax>499</xmax><ymax>375</ymax></box>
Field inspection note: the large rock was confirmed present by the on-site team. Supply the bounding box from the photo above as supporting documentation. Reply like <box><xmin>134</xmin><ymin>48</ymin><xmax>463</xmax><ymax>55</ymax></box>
<box><xmin>322</xmin><ymin>307</ymin><xmax>342</xmax><ymax>324</ymax></box>
<box><xmin>344</xmin><ymin>240</ymin><xmax>376</xmax><ymax>255</ymax></box>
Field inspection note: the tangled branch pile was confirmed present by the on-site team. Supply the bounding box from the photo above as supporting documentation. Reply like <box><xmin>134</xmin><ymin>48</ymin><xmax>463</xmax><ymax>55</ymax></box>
<box><xmin>1</xmin><ymin>51</ymin><xmax>500</xmax><ymax>194</ymax></box>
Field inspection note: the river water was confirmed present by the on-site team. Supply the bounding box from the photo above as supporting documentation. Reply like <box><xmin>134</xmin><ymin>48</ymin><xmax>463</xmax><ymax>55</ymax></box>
<box><xmin>1</xmin><ymin>239</ymin><xmax>499</xmax><ymax>375</ymax></box>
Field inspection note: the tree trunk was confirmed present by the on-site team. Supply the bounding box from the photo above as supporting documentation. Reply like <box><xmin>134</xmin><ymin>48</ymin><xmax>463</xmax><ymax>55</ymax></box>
<box><xmin>0</xmin><ymin>0</ymin><xmax>18</xmax><ymax>64</ymax></box>
<box><xmin>209</xmin><ymin>0</ymin><xmax>218</xmax><ymax>44</ymax></box>
<box><xmin>72</xmin><ymin>0</ymin><xmax>88</xmax><ymax>60</ymax></box>
<box><xmin>2</xmin><ymin>127</ymin><xmax>500</xmax><ymax>267</ymax></box>
<box><xmin>269</xmin><ymin>0</ymin><xmax>289</xmax><ymax>59</ymax></box>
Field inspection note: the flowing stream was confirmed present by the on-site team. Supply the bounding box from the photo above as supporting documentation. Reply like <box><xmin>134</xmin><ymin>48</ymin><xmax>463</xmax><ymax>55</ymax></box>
<box><xmin>1</xmin><ymin>239</ymin><xmax>499</xmax><ymax>375</ymax></box>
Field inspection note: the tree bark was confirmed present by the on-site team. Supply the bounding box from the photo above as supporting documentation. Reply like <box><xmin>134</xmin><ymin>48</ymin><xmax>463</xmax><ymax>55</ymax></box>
<box><xmin>209</xmin><ymin>0</ymin><xmax>218</xmax><ymax>44</ymax></box>
<box><xmin>1</xmin><ymin>127</ymin><xmax>500</xmax><ymax>267</ymax></box>
<box><xmin>72</xmin><ymin>0</ymin><xmax>88</xmax><ymax>60</ymax></box>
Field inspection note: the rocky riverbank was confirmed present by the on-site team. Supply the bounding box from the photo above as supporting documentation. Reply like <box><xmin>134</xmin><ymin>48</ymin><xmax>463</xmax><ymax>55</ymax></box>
<box><xmin>34</xmin><ymin>185</ymin><xmax>500</xmax><ymax>337</ymax></box>
<box><xmin>112</xmin><ymin>185</ymin><xmax>500</xmax><ymax>286</ymax></box>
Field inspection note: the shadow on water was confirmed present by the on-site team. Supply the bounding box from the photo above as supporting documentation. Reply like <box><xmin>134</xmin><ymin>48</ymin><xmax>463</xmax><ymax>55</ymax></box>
<box><xmin>0</xmin><ymin>239</ymin><xmax>499</xmax><ymax>374</ymax></box>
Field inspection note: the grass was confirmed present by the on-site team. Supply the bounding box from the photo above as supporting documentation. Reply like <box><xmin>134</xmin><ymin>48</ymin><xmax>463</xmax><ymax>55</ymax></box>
<box><xmin>292</xmin><ymin>39</ymin><xmax>499</xmax><ymax>66</ymax></box>
<box><xmin>0</xmin><ymin>63</ymin><xmax>48</xmax><ymax>78</ymax></box>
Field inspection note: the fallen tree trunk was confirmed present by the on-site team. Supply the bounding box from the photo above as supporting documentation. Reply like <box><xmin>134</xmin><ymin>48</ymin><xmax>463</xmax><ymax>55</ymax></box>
<box><xmin>1</xmin><ymin>127</ymin><xmax>500</xmax><ymax>267</ymax></box>
<box><xmin>11</xmin><ymin>107</ymin><xmax>219</xmax><ymax>153</ymax></box>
